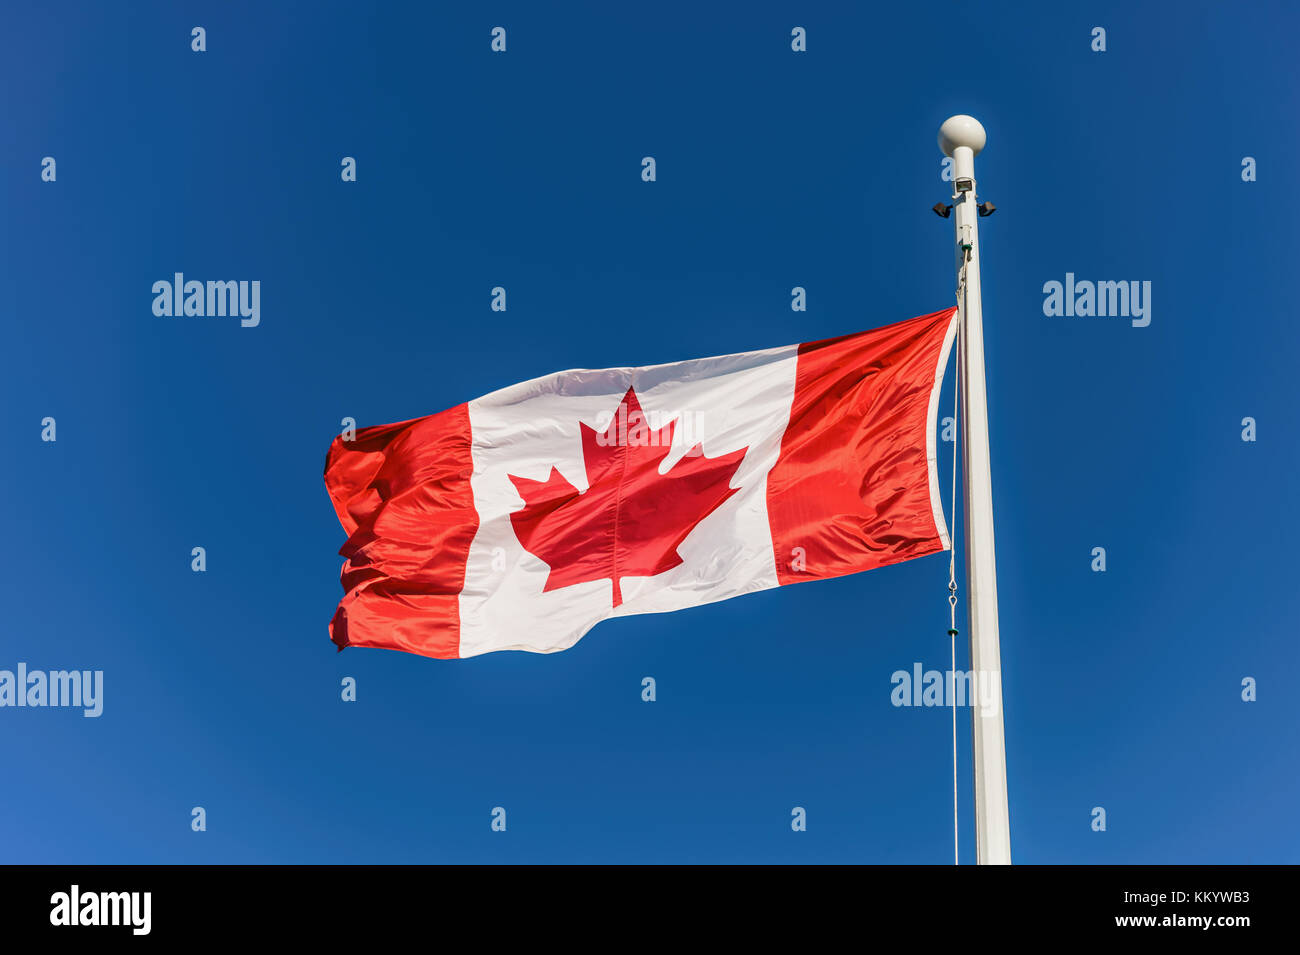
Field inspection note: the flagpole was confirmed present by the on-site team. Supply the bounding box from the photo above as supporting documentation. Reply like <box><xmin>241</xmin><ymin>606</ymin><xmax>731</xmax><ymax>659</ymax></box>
<box><xmin>938</xmin><ymin>115</ymin><xmax>1011</xmax><ymax>865</ymax></box>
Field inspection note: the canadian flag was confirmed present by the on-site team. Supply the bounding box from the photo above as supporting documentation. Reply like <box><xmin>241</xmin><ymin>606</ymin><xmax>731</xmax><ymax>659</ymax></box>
<box><xmin>325</xmin><ymin>306</ymin><xmax>958</xmax><ymax>658</ymax></box>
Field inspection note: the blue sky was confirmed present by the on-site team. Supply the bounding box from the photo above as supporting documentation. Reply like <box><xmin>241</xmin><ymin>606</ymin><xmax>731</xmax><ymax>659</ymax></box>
<box><xmin>2</xmin><ymin>0</ymin><xmax>1296</xmax><ymax>863</ymax></box>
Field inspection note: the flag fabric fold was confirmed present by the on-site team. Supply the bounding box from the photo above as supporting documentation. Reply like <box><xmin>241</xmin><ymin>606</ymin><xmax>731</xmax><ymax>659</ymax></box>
<box><xmin>325</xmin><ymin>306</ymin><xmax>958</xmax><ymax>658</ymax></box>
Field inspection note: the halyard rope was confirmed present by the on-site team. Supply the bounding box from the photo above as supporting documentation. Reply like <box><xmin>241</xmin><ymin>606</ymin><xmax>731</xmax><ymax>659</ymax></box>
<box><xmin>948</xmin><ymin>261</ymin><xmax>967</xmax><ymax>865</ymax></box>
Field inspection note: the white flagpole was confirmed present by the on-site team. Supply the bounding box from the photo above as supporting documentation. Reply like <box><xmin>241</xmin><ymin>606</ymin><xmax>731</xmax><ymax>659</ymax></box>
<box><xmin>938</xmin><ymin>115</ymin><xmax>1012</xmax><ymax>865</ymax></box>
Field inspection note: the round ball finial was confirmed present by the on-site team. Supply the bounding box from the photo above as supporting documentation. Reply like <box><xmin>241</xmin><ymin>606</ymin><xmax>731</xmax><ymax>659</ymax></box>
<box><xmin>938</xmin><ymin>115</ymin><xmax>987</xmax><ymax>157</ymax></box>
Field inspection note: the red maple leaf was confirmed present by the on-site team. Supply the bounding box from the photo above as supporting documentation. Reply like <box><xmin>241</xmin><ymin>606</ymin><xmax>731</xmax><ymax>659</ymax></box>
<box><xmin>507</xmin><ymin>387</ymin><xmax>748</xmax><ymax>608</ymax></box>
